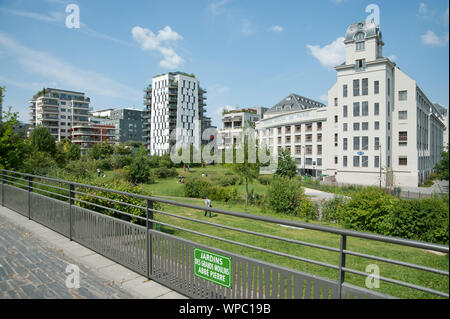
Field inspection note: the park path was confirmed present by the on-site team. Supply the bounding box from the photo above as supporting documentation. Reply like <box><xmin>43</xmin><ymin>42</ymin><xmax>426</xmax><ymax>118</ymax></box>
<box><xmin>0</xmin><ymin>206</ymin><xmax>186</xmax><ymax>299</ymax></box>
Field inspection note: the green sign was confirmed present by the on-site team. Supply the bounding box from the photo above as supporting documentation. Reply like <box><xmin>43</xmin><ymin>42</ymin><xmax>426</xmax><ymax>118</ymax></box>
<box><xmin>193</xmin><ymin>248</ymin><xmax>232</xmax><ymax>288</ymax></box>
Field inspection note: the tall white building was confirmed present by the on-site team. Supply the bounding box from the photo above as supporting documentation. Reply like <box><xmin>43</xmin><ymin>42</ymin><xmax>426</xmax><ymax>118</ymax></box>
<box><xmin>29</xmin><ymin>88</ymin><xmax>92</xmax><ymax>141</ymax></box>
<box><xmin>143</xmin><ymin>72</ymin><xmax>207</xmax><ymax>156</ymax></box>
<box><xmin>324</xmin><ymin>20</ymin><xmax>446</xmax><ymax>187</ymax></box>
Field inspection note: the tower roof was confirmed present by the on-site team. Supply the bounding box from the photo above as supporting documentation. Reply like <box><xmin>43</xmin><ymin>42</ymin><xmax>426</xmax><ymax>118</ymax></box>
<box><xmin>265</xmin><ymin>93</ymin><xmax>326</xmax><ymax>115</ymax></box>
<box><xmin>345</xmin><ymin>20</ymin><xmax>382</xmax><ymax>43</ymax></box>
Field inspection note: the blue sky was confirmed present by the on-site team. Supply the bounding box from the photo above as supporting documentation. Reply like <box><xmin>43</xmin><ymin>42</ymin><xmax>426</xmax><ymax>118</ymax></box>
<box><xmin>0</xmin><ymin>0</ymin><xmax>448</xmax><ymax>127</ymax></box>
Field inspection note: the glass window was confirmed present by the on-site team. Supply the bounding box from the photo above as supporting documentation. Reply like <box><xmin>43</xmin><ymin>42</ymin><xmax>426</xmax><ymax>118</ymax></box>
<box><xmin>353</xmin><ymin>102</ymin><xmax>360</xmax><ymax>116</ymax></box>
<box><xmin>343</xmin><ymin>123</ymin><xmax>348</xmax><ymax>131</ymax></box>
<box><xmin>399</xmin><ymin>90</ymin><xmax>407</xmax><ymax>101</ymax></box>
<box><xmin>343</xmin><ymin>105</ymin><xmax>348</xmax><ymax>117</ymax></box>
<box><xmin>353</xmin><ymin>122</ymin><xmax>360</xmax><ymax>131</ymax></box>
<box><xmin>343</xmin><ymin>85</ymin><xmax>348</xmax><ymax>98</ymax></box>
<box><xmin>355</xmin><ymin>59</ymin><xmax>366</xmax><ymax>72</ymax></box>
<box><xmin>399</xmin><ymin>131</ymin><xmax>408</xmax><ymax>146</ymax></box>
<box><xmin>353</xmin><ymin>137</ymin><xmax>360</xmax><ymax>150</ymax></box>
<box><xmin>343</xmin><ymin>156</ymin><xmax>348</xmax><ymax>167</ymax></box>
<box><xmin>399</xmin><ymin>157</ymin><xmax>408</xmax><ymax>166</ymax></box>
<box><xmin>374</xmin><ymin>121</ymin><xmax>380</xmax><ymax>130</ymax></box>
<box><xmin>362</xmin><ymin>136</ymin><xmax>369</xmax><ymax>150</ymax></box>
<box><xmin>399</xmin><ymin>111</ymin><xmax>407</xmax><ymax>120</ymax></box>
<box><xmin>362</xmin><ymin>101</ymin><xmax>369</xmax><ymax>116</ymax></box>
<box><xmin>374</xmin><ymin>81</ymin><xmax>379</xmax><ymax>94</ymax></box>
<box><xmin>375</xmin><ymin>156</ymin><xmax>380</xmax><ymax>168</ymax></box>
<box><xmin>374</xmin><ymin>103</ymin><xmax>379</xmax><ymax>116</ymax></box>
<box><xmin>362</xmin><ymin>122</ymin><xmax>369</xmax><ymax>130</ymax></box>
<box><xmin>362</xmin><ymin>156</ymin><xmax>369</xmax><ymax>167</ymax></box>
<box><xmin>343</xmin><ymin>138</ymin><xmax>348</xmax><ymax>150</ymax></box>
<box><xmin>356</xmin><ymin>41</ymin><xmax>365</xmax><ymax>51</ymax></box>
<box><xmin>374</xmin><ymin>137</ymin><xmax>380</xmax><ymax>150</ymax></box>
<box><xmin>353</xmin><ymin>80</ymin><xmax>360</xmax><ymax>96</ymax></box>
<box><xmin>362</xmin><ymin>78</ymin><xmax>368</xmax><ymax>96</ymax></box>
<box><xmin>353</xmin><ymin>156</ymin><xmax>360</xmax><ymax>167</ymax></box>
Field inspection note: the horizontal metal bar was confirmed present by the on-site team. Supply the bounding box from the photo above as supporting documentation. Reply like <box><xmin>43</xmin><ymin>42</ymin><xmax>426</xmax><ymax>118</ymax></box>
<box><xmin>149</xmin><ymin>217</ymin><xmax>340</xmax><ymax>271</ymax></box>
<box><xmin>3</xmin><ymin>179</ymin><xmax>28</xmax><ymax>189</ymax></box>
<box><xmin>1</xmin><ymin>169</ymin><xmax>448</xmax><ymax>255</ymax></box>
<box><xmin>73</xmin><ymin>197</ymin><xmax>147</xmax><ymax>222</ymax></box>
<box><xmin>31</xmin><ymin>180</ymin><xmax>70</xmax><ymax>193</ymax></box>
<box><xmin>71</xmin><ymin>189</ymin><xmax>147</xmax><ymax>211</ymax></box>
<box><xmin>344</xmin><ymin>249</ymin><xmax>449</xmax><ymax>276</ymax></box>
<box><xmin>342</xmin><ymin>267</ymin><xmax>449</xmax><ymax>298</ymax></box>
<box><xmin>30</xmin><ymin>187</ymin><xmax>70</xmax><ymax>200</ymax></box>
<box><xmin>152</xmin><ymin>207</ymin><xmax>341</xmax><ymax>253</ymax></box>
<box><xmin>2</xmin><ymin>174</ymin><xmax>29</xmax><ymax>183</ymax></box>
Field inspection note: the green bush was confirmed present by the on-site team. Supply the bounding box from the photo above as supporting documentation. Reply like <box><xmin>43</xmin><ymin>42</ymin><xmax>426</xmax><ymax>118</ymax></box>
<box><xmin>340</xmin><ymin>187</ymin><xmax>398</xmax><ymax>233</ymax></box>
<box><xmin>378</xmin><ymin>196</ymin><xmax>449</xmax><ymax>245</ymax></box>
<box><xmin>217</xmin><ymin>174</ymin><xmax>240</xmax><ymax>187</ymax></box>
<box><xmin>321</xmin><ymin>195</ymin><xmax>348</xmax><ymax>223</ymax></box>
<box><xmin>257</xmin><ymin>175</ymin><xmax>272</xmax><ymax>185</ymax></box>
<box><xmin>184</xmin><ymin>178</ymin><xmax>212</xmax><ymax>199</ymax></box>
<box><xmin>110</xmin><ymin>155</ymin><xmax>133</xmax><ymax>170</ymax></box>
<box><xmin>129</xmin><ymin>156</ymin><xmax>154</xmax><ymax>184</ymax></box>
<box><xmin>209</xmin><ymin>186</ymin><xmax>239</xmax><ymax>202</ymax></box>
<box><xmin>96</xmin><ymin>158</ymin><xmax>112</xmax><ymax>171</ymax></box>
<box><xmin>266</xmin><ymin>177</ymin><xmax>305</xmax><ymax>216</ymax></box>
<box><xmin>23</xmin><ymin>151</ymin><xmax>57</xmax><ymax>176</ymax></box>
<box><xmin>297</xmin><ymin>198</ymin><xmax>320</xmax><ymax>221</ymax></box>
<box><xmin>154</xmin><ymin>167</ymin><xmax>178</xmax><ymax>179</ymax></box>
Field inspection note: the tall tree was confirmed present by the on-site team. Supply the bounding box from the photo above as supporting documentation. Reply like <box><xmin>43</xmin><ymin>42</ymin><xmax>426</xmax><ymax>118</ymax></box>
<box><xmin>275</xmin><ymin>149</ymin><xmax>297</xmax><ymax>179</ymax></box>
<box><xmin>30</xmin><ymin>126</ymin><xmax>56</xmax><ymax>155</ymax></box>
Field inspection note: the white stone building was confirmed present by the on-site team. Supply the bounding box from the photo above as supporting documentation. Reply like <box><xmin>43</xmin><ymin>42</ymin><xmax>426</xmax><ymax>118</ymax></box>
<box><xmin>219</xmin><ymin>107</ymin><xmax>267</xmax><ymax>149</ymax></box>
<box><xmin>324</xmin><ymin>20</ymin><xmax>446</xmax><ymax>187</ymax></box>
<box><xmin>143</xmin><ymin>72</ymin><xmax>207</xmax><ymax>156</ymax></box>
<box><xmin>29</xmin><ymin>88</ymin><xmax>92</xmax><ymax>141</ymax></box>
<box><xmin>256</xmin><ymin>94</ymin><xmax>327</xmax><ymax>177</ymax></box>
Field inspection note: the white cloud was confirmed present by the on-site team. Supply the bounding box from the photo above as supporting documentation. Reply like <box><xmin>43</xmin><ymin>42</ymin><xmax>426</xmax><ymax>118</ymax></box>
<box><xmin>387</xmin><ymin>54</ymin><xmax>398</xmax><ymax>61</ymax></box>
<box><xmin>132</xmin><ymin>26</ymin><xmax>184</xmax><ymax>69</ymax></box>
<box><xmin>421</xmin><ymin>30</ymin><xmax>449</xmax><ymax>46</ymax></box>
<box><xmin>419</xmin><ymin>3</ymin><xmax>428</xmax><ymax>17</ymax></box>
<box><xmin>241</xmin><ymin>19</ymin><xmax>255</xmax><ymax>36</ymax></box>
<box><xmin>0</xmin><ymin>32</ymin><xmax>141</xmax><ymax>101</ymax></box>
<box><xmin>270</xmin><ymin>25</ymin><xmax>284</xmax><ymax>32</ymax></box>
<box><xmin>0</xmin><ymin>7</ymin><xmax>64</xmax><ymax>23</ymax></box>
<box><xmin>306</xmin><ymin>37</ymin><xmax>345</xmax><ymax>69</ymax></box>
<box><xmin>215</xmin><ymin>105</ymin><xmax>235</xmax><ymax>116</ymax></box>
<box><xmin>210</xmin><ymin>0</ymin><xmax>231</xmax><ymax>16</ymax></box>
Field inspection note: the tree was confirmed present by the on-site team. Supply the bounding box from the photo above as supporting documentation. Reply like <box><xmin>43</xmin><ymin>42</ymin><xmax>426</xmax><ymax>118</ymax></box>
<box><xmin>129</xmin><ymin>146</ymin><xmax>154</xmax><ymax>184</ymax></box>
<box><xmin>0</xmin><ymin>108</ymin><xmax>31</xmax><ymax>170</ymax></box>
<box><xmin>91</xmin><ymin>142</ymin><xmax>114</xmax><ymax>160</ymax></box>
<box><xmin>434</xmin><ymin>146</ymin><xmax>449</xmax><ymax>181</ymax></box>
<box><xmin>63</xmin><ymin>140</ymin><xmax>81</xmax><ymax>161</ymax></box>
<box><xmin>274</xmin><ymin>149</ymin><xmax>297</xmax><ymax>179</ymax></box>
<box><xmin>230</xmin><ymin>135</ymin><xmax>261</xmax><ymax>205</ymax></box>
<box><xmin>30</xmin><ymin>126</ymin><xmax>56</xmax><ymax>155</ymax></box>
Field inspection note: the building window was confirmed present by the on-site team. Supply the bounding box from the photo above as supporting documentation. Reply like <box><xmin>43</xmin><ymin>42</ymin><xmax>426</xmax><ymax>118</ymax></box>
<box><xmin>399</xmin><ymin>157</ymin><xmax>408</xmax><ymax>166</ymax></box>
<box><xmin>353</xmin><ymin>156</ymin><xmax>360</xmax><ymax>167</ymax></box>
<box><xmin>343</xmin><ymin>138</ymin><xmax>348</xmax><ymax>150</ymax></box>
<box><xmin>374</xmin><ymin>103</ymin><xmax>379</xmax><ymax>116</ymax></box>
<box><xmin>399</xmin><ymin>90</ymin><xmax>408</xmax><ymax>101</ymax></box>
<box><xmin>374</xmin><ymin>81</ymin><xmax>379</xmax><ymax>94</ymax></box>
<box><xmin>295</xmin><ymin>125</ymin><xmax>301</xmax><ymax>133</ymax></box>
<box><xmin>374</xmin><ymin>137</ymin><xmax>380</xmax><ymax>150</ymax></box>
<box><xmin>356</xmin><ymin>41</ymin><xmax>365</xmax><ymax>51</ymax></box>
<box><xmin>387</xmin><ymin>78</ymin><xmax>391</xmax><ymax>96</ymax></box>
<box><xmin>375</xmin><ymin>156</ymin><xmax>380</xmax><ymax>168</ymax></box>
<box><xmin>362</xmin><ymin>78</ymin><xmax>368</xmax><ymax>96</ymax></box>
<box><xmin>353</xmin><ymin>137</ymin><xmax>360</xmax><ymax>150</ymax></box>
<box><xmin>317</xmin><ymin>158</ymin><xmax>322</xmax><ymax>166</ymax></box>
<box><xmin>317</xmin><ymin>122</ymin><xmax>322</xmax><ymax>131</ymax></box>
<box><xmin>353</xmin><ymin>102</ymin><xmax>360</xmax><ymax>117</ymax></box>
<box><xmin>295</xmin><ymin>146</ymin><xmax>301</xmax><ymax>155</ymax></box>
<box><xmin>343</xmin><ymin>105</ymin><xmax>348</xmax><ymax>118</ymax></box>
<box><xmin>399</xmin><ymin>131</ymin><xmax>408</xmax><ymax>146</ymax></box>
<box><xmin>317</xmin><ymin>133</ymin><xmax>322</xmax><ymax>142</ymax></box>
<box><xmin>353</xmin><ymin>123</ymin><xmax>360</xmax><ymax>131</ymax></box>
<box><xmin>362</xmin><ymin>156</ymin><xmax>369</xmax><ymax>167</ymax></box>
<box><xmin>356</xmin><ymin>59</ymin><xmax>366</xmax><ymax>72</ymax></box>
<box><xmin>334</xmin><ymin>98</ymin><xmax>338</xmax><ymax>107</ymax></box>
<box><xmin>335</xmin><ymin>156</ymin><xmax>338</xmax><ymax>165</ymax></box>
<box><xmin>343</xmin><ymin>156</ymin><xmax>348</xmax><ymax>167</ymax></box>
<box><xmin>335</xmin><ymin>115</ymin><xmax>338</xmax><ymax>123</ymax></box>
<box><xmin>362</xmin><ymin>122</ymin><xmax>369</xmax><ymax>130</ymax></box>
<box><xmin>343</xmin><ymin>85</ymin><xmax>348</xmax><ymax>98</ymax></box>
<box><xmin>334</xmin><ymin>134</ymin><xmax>338</xmax><ymax>147</ymax></box>
<box><xmin>343</xmin><ymin>123</ymin><xmax>348</xmax><ymax>131</ymax></box>
<box><xmin>362</xmin><ymin>101</ymin><xmax>369</xmax><ymax>116</ymax></box>
<box><xmin>353</xmin><ymin>80</ymin><xmax>360</xmax><ymax>96</ymax></box>
<box><xmin>362</xmin><ymin>136</ymin><xmax>369</xmax><ymax>150</ymax></box>
<box><xmin>399</xmin><ymin>111</ymin><xmax>407</xmax><ymax>120</ymax></box>
<box><xmin>317</xmin><ymin>145</ymin><xmax>322</xmax><ymax>155</ymax></box>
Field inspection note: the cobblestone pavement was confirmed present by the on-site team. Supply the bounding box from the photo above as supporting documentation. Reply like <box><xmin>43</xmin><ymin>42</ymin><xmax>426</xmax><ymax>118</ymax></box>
<box><xmin>0</xmin><ymin>214</ymin><xmax>138</xmax><ymax>299</ymax></box>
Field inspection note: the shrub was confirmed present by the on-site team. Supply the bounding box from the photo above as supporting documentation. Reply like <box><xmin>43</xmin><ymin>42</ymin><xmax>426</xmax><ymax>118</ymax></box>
<box><xmin>96</xmin><ymin>158</ymin><xmax>112</xmax><ymax>171</ymax></box>
<box><xmin>23</xmin><ymin>151</ymin><xmax>57</xmax><ymax>176</ymax></box>
<box><xmin>217</xmin><ymin>174</ymin><xmax>240</xmax><ymax>187</ymax></box>
<box><xmin>209</xmin><ymin>186</ymin><xmax>239</xmax><ymax>202</ymax></box>
<box><xmin>266</xmin><ymin>177</ymin><xmax>304</xmax><ymax>216</ymax></box>
<box><xmin>257</xmin><ymin>175</ymin><xmax>272</xmax><ymax>185</ymax></box>
<box><xmin>110</xmin><ymin>155</ymin><xmax>133</xmax><ymax>170</ymax></box>
<box><xmin>129</xmin><ymin>156</ymin><xmax>154</xmax><ymax>184</ymax></box>
<box><xmin>184</xmin><ymin>178</ymin><xmax>212</xmax><ymax>199</ymax></box>
<box><xmin>154</xmin><ymin>167</ymin><xmax>178</xmax><ymax>179</ymax></box>
<box><xmin>321</xmin><ymin>195</ymin><xmax>348</xmax><ymax>223</ymax></box>
<box><xmin>297</xmin><ymin>198</ymin><xmax>320</xmax><ymax>221</ymax></box>
<box><xmin>340</xmin><ymin>187</ymin><xmax>399</xmax><ymax>233</ymax></box>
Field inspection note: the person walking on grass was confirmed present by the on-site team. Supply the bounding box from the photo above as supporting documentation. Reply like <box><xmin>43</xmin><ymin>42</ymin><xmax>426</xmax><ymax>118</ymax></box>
<box><xmin>204</xmin><ymin>196</ymin><xmax>212</xmax><ymax>217</ymax></box>
<box><xmin>97</xmin><ymin>168</ymin><xmax>101</xmax><ymax>177</ymax></box>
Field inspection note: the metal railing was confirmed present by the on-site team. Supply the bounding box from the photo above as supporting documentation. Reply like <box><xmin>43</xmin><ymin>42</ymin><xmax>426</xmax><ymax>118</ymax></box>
<box><xmin>0</xmin><ymin>169</ymin><xmax>448</xmax><ymax>299</ymax></box>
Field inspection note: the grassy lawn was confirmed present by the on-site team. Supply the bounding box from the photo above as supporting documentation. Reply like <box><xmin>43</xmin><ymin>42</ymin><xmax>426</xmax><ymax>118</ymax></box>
<box><xmin>16</xmin><ymin>165</ymin><xmax>448</xmax><ymax>299</ymax></box>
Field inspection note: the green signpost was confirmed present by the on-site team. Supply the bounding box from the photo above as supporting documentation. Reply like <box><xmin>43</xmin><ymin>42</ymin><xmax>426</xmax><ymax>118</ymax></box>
<box><xmin>193</xmin><ymin>248</ymin><xmax>232</xmax><ymax>288</ymax></box>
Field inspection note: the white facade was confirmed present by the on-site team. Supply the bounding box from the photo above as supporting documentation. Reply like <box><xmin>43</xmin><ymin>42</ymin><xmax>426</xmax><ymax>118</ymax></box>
<box><xmin>219</xmin><ymin>108</ymin><xmax>266</xmax><ymax>149</ymax></box>
<box><xmin>256</xmin><ymin>94</ymin><xmax>327</xmax><ymax>176</ymax></box>
<box><xmin>146</xmin><ymin>73</ymin><xmax>205</xmax><ymax>156</ymax></box>
<box><xmin>324</xmin><ymin>20</ymin><xmax>446</xmax><ymax>187</ymax></box>
<box><xmin>29</xmin><ymin>88</ymin><xmax>92</xmax><ymax>142</ymax></box>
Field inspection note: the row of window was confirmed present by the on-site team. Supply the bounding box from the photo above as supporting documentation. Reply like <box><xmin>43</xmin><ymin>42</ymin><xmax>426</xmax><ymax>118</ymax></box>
<box><xmin>338</xmin><ymin>155</ymin><xmax>407</xmax><ymax>168</ymax></box>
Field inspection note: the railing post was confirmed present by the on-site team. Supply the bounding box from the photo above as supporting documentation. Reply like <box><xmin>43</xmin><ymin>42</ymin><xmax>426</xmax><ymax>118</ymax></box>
<box><xmin>146</xmin><ymin>199</ymin><xmax>153</xmax><ymax>278</ymax></box>
<box><xmin>1</xmin><ymin>170</ymin><xmax>4</xmax><ymax>206</ymax></box>
<box><xmin>338</xmin><ymin>234</ymin><xmax>347</xmax><ymax>299</ymax></box>
<box><xmin>28</xmin><ymin>175</ymin><xmax>33</xmax><ymax>220</ymax></box>
<box><xmin>69</xmin><ymin>184</ymin><xmax>74</xmax><ymax>241</ymax></box>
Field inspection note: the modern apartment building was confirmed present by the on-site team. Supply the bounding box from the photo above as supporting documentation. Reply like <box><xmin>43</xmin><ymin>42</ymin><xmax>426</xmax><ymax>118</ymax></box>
<box><xmin>29</xmin><ymin>88</ymin><xmax>92</xmax><ymax>141</ymax></box>
<box><xmin>143</xmin><ymin>72</ymin><xmax>207</xmax><ymax>156</ymax></box>
<box><xmin>256</xmin><ymin>94</ymin><xmax>327</xmax><ymax>176</ymax></box>
<box><xmin>434</xmin><ymin>103</ymin><xmax>448</xmax><ymax>148</ymax></box>
<box><xmin>324</xmin><ymin>20</ymin><xmax>446</xmax><ymax>187</ymax></box>
<box><xmin>220</xmin><ymin>107</ymin><xmax>267</xmax><ymax>149</ymax></box>
<box><xmin>71</xmin><ymin>124</ymin><xmax>117</xmax><ymax>153</ymax></box>
<box><xmin>102</xmin><ymin>108</ymin><xmax>145</xmax><ymax>143</ymax></box>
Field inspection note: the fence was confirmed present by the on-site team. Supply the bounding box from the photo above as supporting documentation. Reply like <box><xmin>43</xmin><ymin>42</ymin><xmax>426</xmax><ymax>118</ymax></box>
<box><xmin>0</xmin><ymin>169</ymin><xmax>448</xmax><ymax>299</ymax></box>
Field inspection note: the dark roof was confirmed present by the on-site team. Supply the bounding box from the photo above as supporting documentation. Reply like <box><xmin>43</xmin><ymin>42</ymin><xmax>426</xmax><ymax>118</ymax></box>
<box><xmin>265</xmin><ymin>93</ymin><xmax>326</xmax><ymax>115</ymax></box>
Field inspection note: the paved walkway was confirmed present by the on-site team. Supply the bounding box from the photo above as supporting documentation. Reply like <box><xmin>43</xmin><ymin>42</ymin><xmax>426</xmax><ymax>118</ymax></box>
<box><xmin>0</xmin><ymin>206</ymin><xmax>186</xmax><ymax>299</ymax></box>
